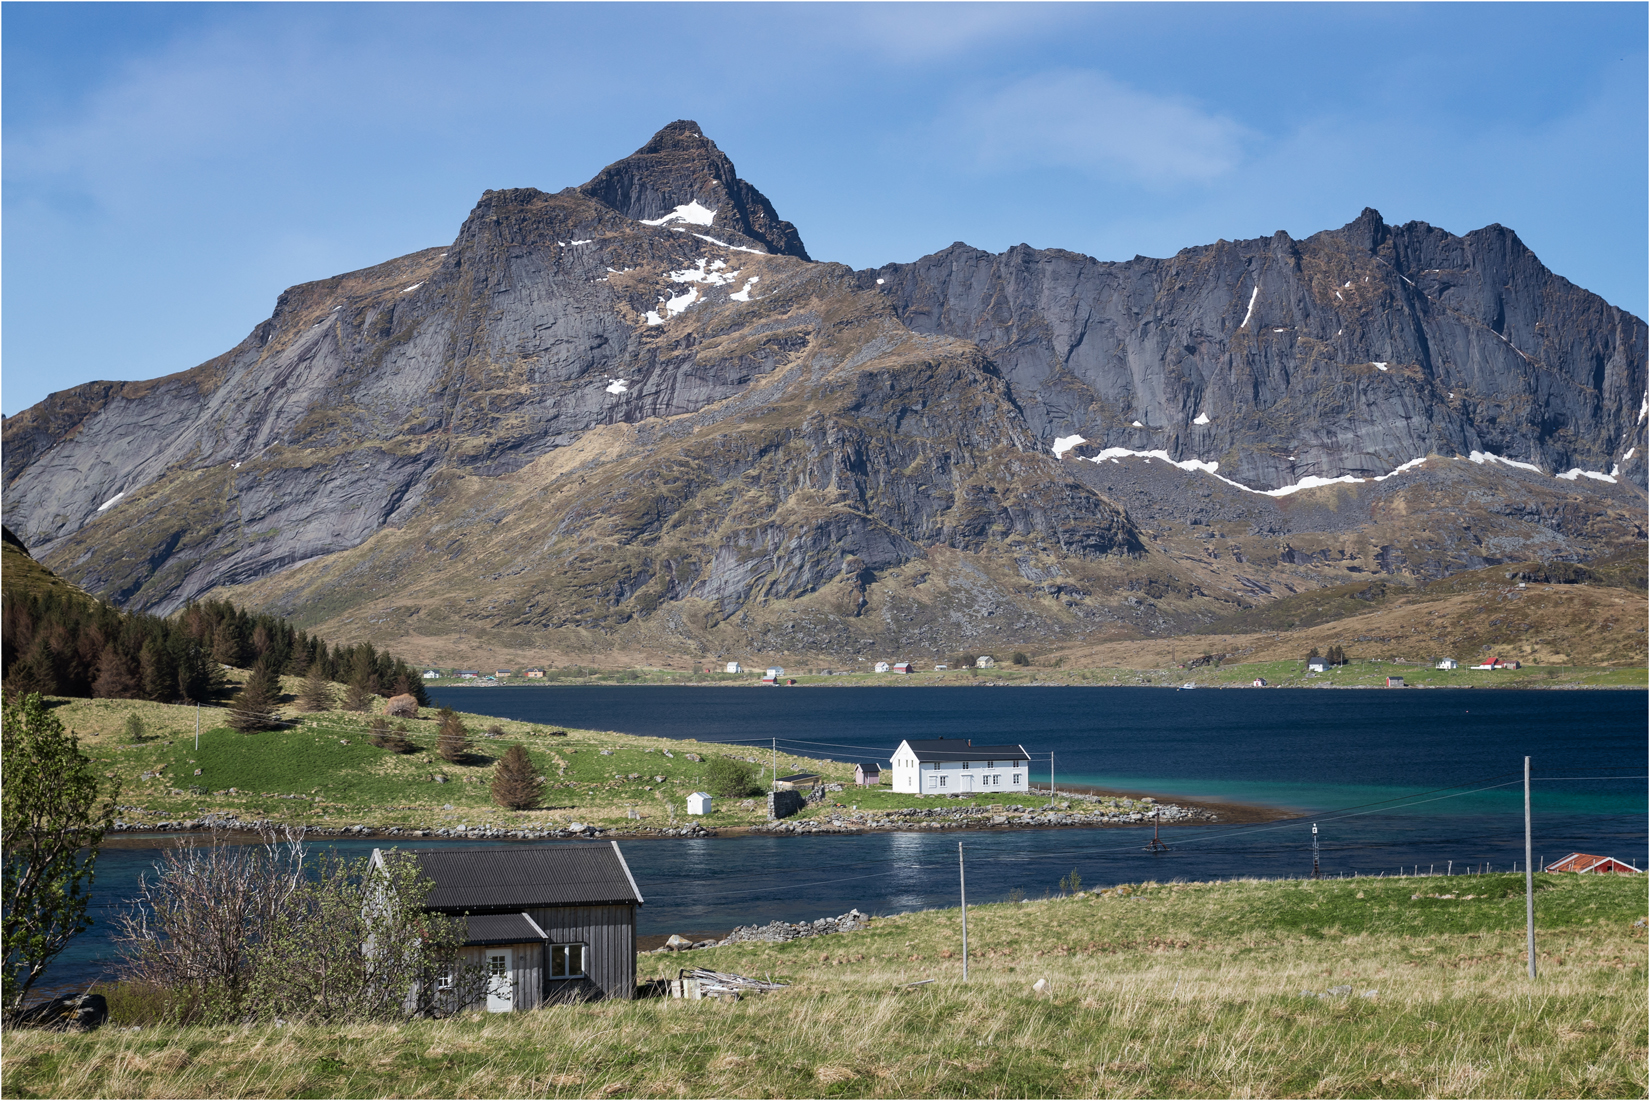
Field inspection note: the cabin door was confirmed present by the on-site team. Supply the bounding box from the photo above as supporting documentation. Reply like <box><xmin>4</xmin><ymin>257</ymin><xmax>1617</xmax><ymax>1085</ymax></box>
<box><xmin>485</xmin><ymin>948</ymin><xmax>514</xmax><ymax>1012</ymax></box>
<box><xmin>962</xmin><ymin>773</ymin><xmax>974</xmax><ymax>792</ymax></box>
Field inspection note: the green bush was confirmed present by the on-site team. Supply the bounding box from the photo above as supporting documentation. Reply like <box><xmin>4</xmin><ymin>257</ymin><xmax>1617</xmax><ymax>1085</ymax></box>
<box><xmin>706</xmin><ymin>756</ymin><xmax>761</xmax><ymax>798</ymax></box>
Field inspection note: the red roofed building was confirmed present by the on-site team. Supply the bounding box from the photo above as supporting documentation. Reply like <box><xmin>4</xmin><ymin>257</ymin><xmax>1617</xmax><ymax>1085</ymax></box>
<box><xmin>1544</xmin><ymin>853</ymin><xmax>1642</xmax><ymax>875</ymax></box>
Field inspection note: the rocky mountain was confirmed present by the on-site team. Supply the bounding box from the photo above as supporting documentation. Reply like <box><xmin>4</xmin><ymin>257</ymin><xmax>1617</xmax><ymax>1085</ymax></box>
<box><xmin>4</xmin><ymin>121</ymin><xmax>1645</xmax><ymax>668</ymax></box>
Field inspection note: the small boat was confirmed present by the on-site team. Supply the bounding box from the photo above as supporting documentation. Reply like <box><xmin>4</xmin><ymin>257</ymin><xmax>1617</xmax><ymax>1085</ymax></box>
<box><xmin>1180</xmin><ymin>682</ymin><xmax>1197</xmax><ymax>690</ymax></box>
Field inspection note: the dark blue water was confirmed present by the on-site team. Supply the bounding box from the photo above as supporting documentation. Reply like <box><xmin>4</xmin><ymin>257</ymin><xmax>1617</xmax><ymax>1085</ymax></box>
<box><xmin>43</xmin><ymin>686</ymin><xmax>1646</xmax><ymax>995</ymax></box>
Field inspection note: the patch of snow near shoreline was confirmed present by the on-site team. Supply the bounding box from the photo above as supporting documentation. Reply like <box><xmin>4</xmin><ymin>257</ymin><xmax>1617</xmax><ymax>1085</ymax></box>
<box><xmin>1131</xmin><ymin>420</ymin><xmax>1143</xmax><ymax>427</ymax></box>
<box><xmin>640</xmin><ymin>201</ymin><xmax>717</xmax><ymax>227</ymax></box>
<box><xmin>729</xmin><ymin>276</ymin><xmax>760</xmax><ymax>302</ymax></box>
<box><xmin>1556</xmin><ymin>467</ymin><xmax>1616</xmax><ymax>484</ymax></box>
<box><xmin>1193</xmin><ymin>412</ymin><xmax>1210</xmax><ymax>425</ymax></box>
<box><xmin>1239</xmin><ymin>285</ymin><xmax>1259</xmax><ymax>329</ymax></box>
<box><xmin>1052</xmin><ymin>435</ymin><xmax>1086</xmax><ymax>458</ymax></box>
<box><xmin>96</xmin><ymin>491</ymin><xmax>125</xmax><ymax>512</ymax></box>
<box><xmin>1373</xmin><ymin>362</ymin><xmax>1388</xmax><ymax>370</ymax></box>
<box><xmin>605</xmin><ymin>378</ymin><xmax>629</xmax><ymax>394</ymax></box>
<box><xmin>1467</xmin><ymin>450</ymin><xmax>1543</xmax><ymax>474</ymax></box>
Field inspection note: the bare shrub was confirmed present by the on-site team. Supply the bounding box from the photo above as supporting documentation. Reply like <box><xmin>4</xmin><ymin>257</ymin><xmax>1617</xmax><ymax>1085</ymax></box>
<box><xmin>384</xmin><ymin>694</ymin><xmax>419</xmax><ymax>719</ymax></box>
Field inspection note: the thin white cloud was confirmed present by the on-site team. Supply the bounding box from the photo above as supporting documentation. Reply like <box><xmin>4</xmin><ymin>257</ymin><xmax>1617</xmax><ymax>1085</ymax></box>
<box><xmin>948</xmin><ymin>69</ymin><xmax>1253</xmax><ymax>186</ymax></box>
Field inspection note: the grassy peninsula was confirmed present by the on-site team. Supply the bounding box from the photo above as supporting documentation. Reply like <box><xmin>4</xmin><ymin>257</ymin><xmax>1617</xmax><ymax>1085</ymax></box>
<box><xmin>5</xmin><ymin>873</ymin><xmax>1643</xmax><ymax>1098</ymax></box>
<box><xmin>57</xmin><ymin>689</ymin><xmax>1181</xmax><ymax>836</ymax></box>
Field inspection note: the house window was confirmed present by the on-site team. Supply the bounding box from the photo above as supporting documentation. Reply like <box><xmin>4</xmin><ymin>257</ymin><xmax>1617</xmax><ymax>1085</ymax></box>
<box><xmin>436</xmin><ymin>967</ymin><xmax>454</xmax><ymax>991</ymax></box>
<box><xmin>1013</xmin><ymin>773</ymin><xmax>1020</xmax><ymax>783</ymax></box>
<box><xmin>939</xmin><ymin>775</ymin><xmax>947</xmax><ymax>788</ymax></box>
<box><xmin>549</xmin><ymin>943</ymin><xmax>587</xmax><ymax>979</ymax></box>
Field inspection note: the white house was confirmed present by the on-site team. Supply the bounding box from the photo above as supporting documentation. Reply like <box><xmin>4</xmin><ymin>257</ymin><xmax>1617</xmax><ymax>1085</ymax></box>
<box><xmin>686</xmin><ymin>792</ymin><xmax>713</xmax><ymax>816</ymax></box>
<box><xmin>725</xmin><ymin>662</ymin><xmax>743</xmax><ymax>674</ymax></box>
<box><xmin>422</xmin><ymin>670</ymin><xmax>442</xmax><ymax>680</ymax></box>
<box><xmin>1306</xmin><ymin>656</ymin><xmax>1329</xmax><ymax>673</ymax></box>
<box><xmin>975</xmin><ymin>656</ymin><xmax>996</xmax><ymax>668</ymax></box>
<box><xmin>763</xmin><ymin>667</ymin><xmax>784</xmax><ymax>682</ymax></box>
<box><xmin>874</xmin><ymin>661</ymin><xmax>891</xmax><ymax>673</ymax></box>
<box><xmin>890</xmin><ymin>738</ymin><xmax>1031</xmax><ymax>795</ymax></box>
<box><xmin>1435</xmin><ymin>658</ymin><xmax>1458</xmax><ymax>670</ymax></box>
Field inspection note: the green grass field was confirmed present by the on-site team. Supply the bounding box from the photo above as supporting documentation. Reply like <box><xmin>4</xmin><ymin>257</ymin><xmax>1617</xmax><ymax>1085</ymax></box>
<box><xmin>5</xmin><ymin>873</ymin><xmax>1643</xmax><ymax>1098</ymax></box>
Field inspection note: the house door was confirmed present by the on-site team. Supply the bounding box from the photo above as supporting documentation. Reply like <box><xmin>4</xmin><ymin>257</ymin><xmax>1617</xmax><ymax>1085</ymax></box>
<box><xmin>485</xmin><ymin>948</ymin><xmax>514</xmax><ymax>1012</ymax></box>
<box><xmin>962</xmin><ymin>773</ymin><xmax>974</xmax><ymax>792</ymax></box>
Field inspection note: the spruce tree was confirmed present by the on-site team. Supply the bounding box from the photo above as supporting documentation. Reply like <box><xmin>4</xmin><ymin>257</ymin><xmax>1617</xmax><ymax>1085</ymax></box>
<box><xmin>298</xmin><ymin>666</ymin><xmax>335</xmax><ymax>712</ymax></box>
<box><xmin>342</xmin><ymin>678</ymin><xmax>370</xmax><ymax>713</ymax></box>
<box><xmin>436</xmin><ymin>709</ymin><xmax>471</xmax><ymax>764</ymax></box>
<box><xmin>230</xmin><ymin>664</ymin><xmax>283</xmax><ymax>733</ymax></box>
<box><xmin>491</xmin><ymin>745</ymin><xmax>543</xmax><ymax>810</ymax></box>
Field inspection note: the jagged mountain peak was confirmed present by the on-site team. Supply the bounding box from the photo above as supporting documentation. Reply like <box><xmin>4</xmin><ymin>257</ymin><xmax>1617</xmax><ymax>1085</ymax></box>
<box><xmin>578</xmin><ymin>120</ymin><xmax>811</xmax><ymax>260</ymax></box>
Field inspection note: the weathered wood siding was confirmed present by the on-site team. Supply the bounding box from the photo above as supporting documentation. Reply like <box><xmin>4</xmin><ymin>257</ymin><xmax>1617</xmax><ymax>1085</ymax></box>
<box><xmin>526</xmin><ymin>903</ymin><xmax>637</xmax><ymax>1002</ymax></box>
<box><xmin>457</xmin><ymin>942</ymin><xmax>545</xmax><ymax>1012</ymax></box>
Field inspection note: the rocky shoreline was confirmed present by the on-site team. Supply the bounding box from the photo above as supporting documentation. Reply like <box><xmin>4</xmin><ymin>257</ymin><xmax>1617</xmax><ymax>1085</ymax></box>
<box><xmin>107</xmin><ymin>792</ymin><xmax>1219</xmax><ymax>842</ymax></box>
<box><xmin>648</xmin><ymin>910</ymin><xmax>873</xmax><ymax>953</ymax></box>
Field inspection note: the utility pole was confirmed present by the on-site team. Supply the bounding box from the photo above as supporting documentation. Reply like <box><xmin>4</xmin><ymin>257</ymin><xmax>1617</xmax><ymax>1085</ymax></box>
<box><xmin>1312</xmin><ymin>823</ymin><xmax>1320</xmax><ymax>879</ymax></box>
<box><xmin>772</xmin><ymin>737</ymin><xmax>777</xmax><ymax>788</ymax></box>
<box><xmin>958</xmin><ymin>841</ymin><xmax>969</xmax><ymax>982</ymax></box>
<box><xmin>1145</xmin><ymin>806</ymin><xmax>1169</xmax><ymax>853</ymax></box>
<box><xmin>1525</xmin><ymin>755</ymin><xmax>1536</xmax><ymax>980</ymax></box>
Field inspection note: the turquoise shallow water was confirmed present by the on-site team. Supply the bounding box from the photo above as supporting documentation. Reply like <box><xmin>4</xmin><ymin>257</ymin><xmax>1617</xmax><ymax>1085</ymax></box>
<box><xmin>42</xmin><ymin>686</ymin><xmax>1645</xmax><ymax>994</ymax></box>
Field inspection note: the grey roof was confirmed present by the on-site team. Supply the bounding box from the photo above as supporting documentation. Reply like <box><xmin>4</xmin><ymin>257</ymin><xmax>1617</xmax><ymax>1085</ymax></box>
<box><xmin>394</xmin><ymin>842</ymin><xmax>644</xmax><ymax>911</ymax></box>
<box><xmin>463</xmin><ymin>912</ymin><xmax>547</xmax><ymax>945</ymax></box>
<box><xmin>900</xmin><ymin>738</ymin><xmax>1029</xmax><ymax>763</ymax></box>
<box><xmin>857</xmin><ymin>762</ymin><xmax>881</xmax><ymax>771</ymax></box>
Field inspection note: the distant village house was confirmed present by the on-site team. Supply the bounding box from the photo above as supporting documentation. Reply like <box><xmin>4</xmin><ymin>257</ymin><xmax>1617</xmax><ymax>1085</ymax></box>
<box><xmin>423</xmin><ymin>670</ymin><xmax>442</xmax><ymax>680</ymax></box>
<box><xmin>1435</xmin><ymin>658</ymin><xmax>1458</xmax><ymax>670</ymax></box>
<box><xmin>725</xmin><ymin>662</ymin><xmax>743</xmax><ymax>674</ymax></box>
<box><xmin>457</xmin><ymin>670</ymin><xmax>480</xmax><ymax>679</ymax></box>
<box><xmin>1386</xmin><ymin>676</ymin><xmax>1405</xmax><ymax>688</ymax></box>
<box><xmin>525</xmin><ymin>669</ymin><xmax>546</xmax><ymax>679</ymax></box>
<box><xmin>854</xmin><ymin>762</ymin><xmax>882</xmax><ymax>787</ymax></box>
<box><xmin>975</xmin><ymin>656</ymin><xmax>996</xmax><ymax>668</ymax></box>
<box><xmin>1544</xmin><ymin>853</ymin><xmax>1642</xmax><ymax>875</ymax></box>
<box><xmin>890</xmin><ymin>738</ymin><xmax>1030</xmax><ymax>794</ymax></box>
<box><xmin>893</xmin><ymin>661</ymin><xmax>912</xmax><ymax>674</ymax></box>
<box><xmin>1307</xmin><ymin>656</ymin><xmax>1329</xmax><ymax>673</ymax></box>
<box><xmin>874</xmin><ymin>661</ymin><xmax>891</xmax><ymax>673</ymax></box>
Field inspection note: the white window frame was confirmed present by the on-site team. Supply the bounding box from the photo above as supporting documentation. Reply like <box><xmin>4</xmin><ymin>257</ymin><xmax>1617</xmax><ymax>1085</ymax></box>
<box><xmin>548</xmin><ymin>941</ymin><xmax>588</xmax><ymax>981</ymax></box>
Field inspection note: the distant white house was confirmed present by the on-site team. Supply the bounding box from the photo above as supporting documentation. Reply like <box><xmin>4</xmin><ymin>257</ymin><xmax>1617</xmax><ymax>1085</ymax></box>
<box><xmin>975</xmin><ymin>656</ymin><xmax>996</xmax><ymax>668</ymax></box>
<box><xmin>1306</xmin><ymin>656</ymin><xmax>1329</xmax><ymax>673</ymax></box>
<box><xmin>763</xmin><ymin>666</ymin><xmax>785</xmax><ymax>682</ymax></box>
<box><xmin>874</xmin><ymin>661</ymin><xmax>891</xmax><ymax>673</ymax></box>
<box><xmin>890</xmin><ymin>738</ymin><xmax>1030</xmax><ymax>794</ymax></box>
<box><xmin>457</xmin><ymin>670</ymin><xmax>480</xmax><ymax>679</ymax></box>
<box><xmin>725</xmin><ymin>662</ymin><xmax>743</xmax><ymax>674</ymax></box>
<box><xmin>422</xmin><ymin>670</ymin><xmax>442</xmax><ymax>680</ymax></box>
<box><xmin>934</xmin><ymin>664</ymin><xmax>949</xmax><ymax>671</ymax></box>
<box><xmin>686</xmin><ymin>792</ymin><xmax>713</xmax><ymax>816</ymax></box>
<box><xmin>1435</xmin><ymin>658</ymin><xmax>1458</xmax><ymax>670</ymax></box>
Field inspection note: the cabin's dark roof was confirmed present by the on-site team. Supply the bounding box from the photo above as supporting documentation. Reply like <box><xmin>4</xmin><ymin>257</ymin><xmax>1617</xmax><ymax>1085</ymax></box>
<box><xmin>857</xmin><ymin>762</ymin><xmax>881</xmax><ymax>772</ymax></box>
<box><xmin>396</xmin><ymin>842</ymin><xmax>644</xmax><ymax>911</ymax></box>
<box><xmin>776</xmin><ymin>772</ymin><xmax>819</xmax><ymax>783</ymax></box>
<box><xmin>463</xmin><ymin>912</ymin><xmax>547</xmax><ymax>945</ymax></box>
<box><xmin>899</xmin><ymin>739</ymin><xmax>1029</xmax><ymax>763</ymax></box>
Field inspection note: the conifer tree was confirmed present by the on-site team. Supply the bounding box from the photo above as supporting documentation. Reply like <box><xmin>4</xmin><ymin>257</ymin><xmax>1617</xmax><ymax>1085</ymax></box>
<box><xmin>230</xmin><ymin>664</ymin><xmax>283</xmax><ymax>733</ymax></box>
<box><xmin>491</xmin><ymin>745</ymin><xmax>543</xmax><ymax>810</ymax></box>
<box><xmin>436</xmin><ymin>709</ymin><xmax>471</xmax><ymax>764</ymax></box>
<box><xmin>298</xmin><ymin>666</ymin><xmax>335</xmax><ymax>712</ymax></box>
<box><xmin>342</xmin><ymin>678</ymin><xmax>371</xmax><ymax>713</ymax></box>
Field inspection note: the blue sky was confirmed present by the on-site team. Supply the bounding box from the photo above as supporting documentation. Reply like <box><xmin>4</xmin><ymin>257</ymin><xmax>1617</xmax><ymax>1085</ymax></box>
<box><xmin>4</xmin><ymin>2</ymin><xmax>1645</xmax><ymax>415</ymax></box>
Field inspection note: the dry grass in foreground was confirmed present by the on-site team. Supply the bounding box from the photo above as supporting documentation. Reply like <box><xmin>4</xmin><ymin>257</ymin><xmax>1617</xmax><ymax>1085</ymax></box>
<box><xmin>3</xmin><ymin>874</ymin><xmax>1645</xmax><ymax>1099</ymax></box>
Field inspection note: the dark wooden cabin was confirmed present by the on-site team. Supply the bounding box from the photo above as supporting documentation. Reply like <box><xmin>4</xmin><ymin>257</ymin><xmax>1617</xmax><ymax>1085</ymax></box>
<box><xmin>372</xmin><ymin>841</ymin><xmax>644</xmax><ymax>1010</ymax></box>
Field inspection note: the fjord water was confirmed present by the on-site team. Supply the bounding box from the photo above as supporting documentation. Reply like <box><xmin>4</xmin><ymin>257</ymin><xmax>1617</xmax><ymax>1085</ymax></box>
<box><xmin>52</xmin><ymin>687</ymin><xmax>1643</xmax><ymax>993</ymax></box>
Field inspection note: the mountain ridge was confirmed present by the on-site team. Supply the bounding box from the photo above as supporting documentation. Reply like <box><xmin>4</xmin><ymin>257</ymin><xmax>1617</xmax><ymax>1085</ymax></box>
<box><xmin>3</xmin><ymin>121</ymin><xmax>1644</xmax><ymax>665</ymax></box>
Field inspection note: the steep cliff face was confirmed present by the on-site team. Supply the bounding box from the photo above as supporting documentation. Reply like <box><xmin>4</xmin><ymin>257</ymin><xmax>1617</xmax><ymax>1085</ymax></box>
<box><xmin>3</xmin><ymin>122</ymin><xmax>1644</xmax><ymax>664</ymax></box>
<box><xmin>864</xmin><ymin>208</ymin><xmax>1647</xmax><ymax>492</ymax></box>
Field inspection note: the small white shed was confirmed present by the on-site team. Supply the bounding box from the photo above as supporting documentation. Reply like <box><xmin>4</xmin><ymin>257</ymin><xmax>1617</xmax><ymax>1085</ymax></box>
<box><xmin>686</xmin><ymin>792</ymin><xmax>713</xmax><ymax>816</ymax></box>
